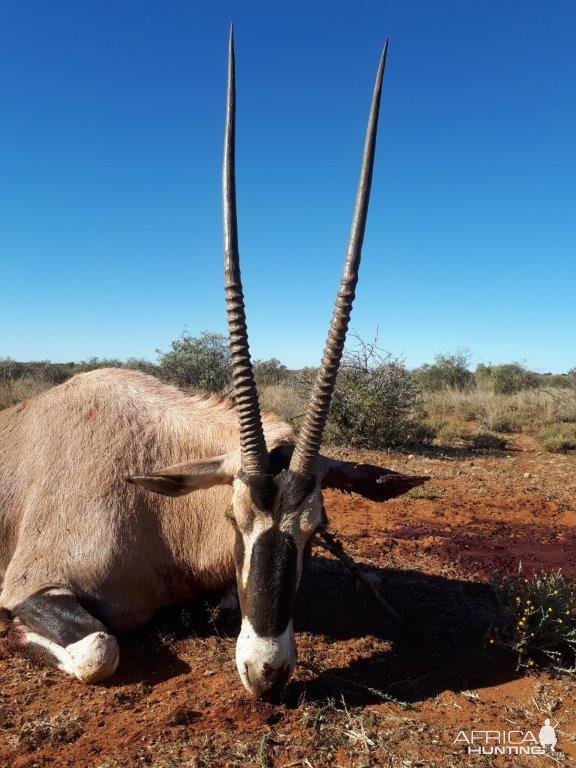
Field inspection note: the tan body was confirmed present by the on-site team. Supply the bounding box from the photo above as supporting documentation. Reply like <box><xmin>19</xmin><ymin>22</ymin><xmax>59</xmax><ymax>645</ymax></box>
<box><xmin>0</xmin><ymin>368</ymin><xmax>292</xmax><ymax>630</ymax></box>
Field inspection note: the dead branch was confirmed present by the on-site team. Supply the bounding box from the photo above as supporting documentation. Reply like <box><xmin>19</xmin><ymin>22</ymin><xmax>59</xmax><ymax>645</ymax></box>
<box><xmin>314</xmin><ymin>528</ymin><xmax>404</xmax><ymax>628</ymax></box>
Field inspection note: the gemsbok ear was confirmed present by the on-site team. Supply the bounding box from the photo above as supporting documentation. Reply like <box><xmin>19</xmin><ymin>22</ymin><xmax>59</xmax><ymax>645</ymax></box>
<box><xmin>126</xmin><ymin>451</ymin><xmax>240</xmax><ymax>497</ymax></box>
<box><xmin>318</xmin><ymin>456</ymin><xmax>429</xmax><ymax>502</ymax></box>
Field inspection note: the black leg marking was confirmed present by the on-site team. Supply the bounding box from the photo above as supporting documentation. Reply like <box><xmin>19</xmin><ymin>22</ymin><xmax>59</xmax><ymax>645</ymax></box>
<box><xmin>10</xmin><ymin>589</ymin><xmax>119</xmax><ymax>683</ymax></box>
<box><xmin>12</xmin><ymin>588</ymin><xmax>107</xmax><ymax>647</ymax></box>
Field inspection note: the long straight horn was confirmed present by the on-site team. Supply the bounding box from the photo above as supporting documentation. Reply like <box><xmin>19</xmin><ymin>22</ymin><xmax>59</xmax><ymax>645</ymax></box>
<box><xmin>223</xmin><ymin>26</ymin><xmax>269</xmax><ymax>474</ymax></box>
<box><xmin>290</xmin><ymin>42</ymin><xmax>388</xmax><ymax>478</ymax></box>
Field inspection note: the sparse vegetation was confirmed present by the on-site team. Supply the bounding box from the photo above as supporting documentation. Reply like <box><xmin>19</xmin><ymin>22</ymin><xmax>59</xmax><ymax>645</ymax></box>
<box><xmin>0</xmin><ymin>356</ymin><xmax>157</xmax><ymax>410</ymax></box>
<box><xmin>425</xmin><ymin>385</ymin><xmax>576</xmax><ymax>449</ymax></box>
<box><xmin>17</xmin><ymin>713</ymin><xmax>84</xmax><ymax>749</ymax></box>
<box><xmin>407</xmin><ymin>486</ymin><xmax>442</xmax><ymax>500</ymax></box>
<box><xmin>0</xmin><ymin>375</ymin><xmax>51</xmax><ymax>410</ymax></box>
<box><xmin>537</xmin><ymin>423</ymin><xmax>576</xmax><ymax>453</ymax></box>
<box><xmin>467</xmin><ymin>431</ymin><xmax>508</xmax><ymax>450</ymax></box>
<box><xmin>258</xmin><ymin>383</ymin><xmax>306</xmax><ymax>425</ymax></box>
<box><xmin>2</xmin><ymin>339</ymin><xmax>575</xmax><ymax>455</ymax></box>
<box><xmin>491</xmin><ymin>569</ymin><xmax>576</xmax><ymax>675</ymax></box>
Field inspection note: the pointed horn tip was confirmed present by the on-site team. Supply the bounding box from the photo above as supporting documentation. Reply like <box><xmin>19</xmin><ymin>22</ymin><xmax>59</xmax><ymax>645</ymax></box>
<box><xmin>229</xmin><ymin>23</ymin><xmax>235</xmax><ymax>44</ymax></box>
<box><xmin>379</xmin><ymin>39</ymin><xmax>389</xmax><ymax>71</ymax></box>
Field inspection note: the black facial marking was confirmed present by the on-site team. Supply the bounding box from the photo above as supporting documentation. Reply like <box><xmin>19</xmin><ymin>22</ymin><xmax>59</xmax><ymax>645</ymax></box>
<box><xmin>240</xmin><ymin>527</ymin><xmax>298</xmax><ymax>637</ymax></box>
<box><xmin>273</xmin><ymin>470</ymin><xmax>317</xmax><ymax>519</ymax></box>
<box><xmin>12</xmin><ymin>588</ymin><xmax>108</xmax><ymax>647</ymax></box>
<box><xmin>234</xmin><ymin>469</ymin><xmax>318</xmax><ymax>637</ymax></box>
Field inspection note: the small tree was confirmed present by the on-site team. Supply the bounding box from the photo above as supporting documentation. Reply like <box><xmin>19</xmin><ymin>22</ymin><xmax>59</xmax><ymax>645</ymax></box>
<box><xmin>477</xmin><ymin>362</ymin><xmax>539</xmax><ymax>395</ymax></box>
<box><xmin>254</xmin><ymin>358</ymin><xmax>290</xmax><ymax>387</ymax></box>
<box><xmin>415</xmin><ymin>350</ymin><xmax>473</xmax><ymax>392</ymax></box>
<box><xmin>298</xmin><ymin>334</ymin><xmax>430</xmax><ymax>449</ymax></box>
<box><xmin>158</xmin><ymin>331</ymin><xmax>231</xmax><ymax>392</ymax></box>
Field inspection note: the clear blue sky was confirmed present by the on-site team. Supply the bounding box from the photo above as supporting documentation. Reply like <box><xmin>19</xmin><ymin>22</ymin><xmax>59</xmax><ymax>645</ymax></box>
<box><xmin>1</xmin><ymin>1</ymin><xmax>575</xmax><ymax>372</ymax></box>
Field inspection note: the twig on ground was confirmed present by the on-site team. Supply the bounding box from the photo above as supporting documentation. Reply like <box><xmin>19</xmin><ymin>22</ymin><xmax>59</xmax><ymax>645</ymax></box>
<box><xmin>299</xmin><ymin>660</ymin><xmax>412</xmax><ymax>709</ymax></box>
<box><xmin>313</xmin><ymin>528</ymin><xmax>403</xmax><ymax>627</ymax></box>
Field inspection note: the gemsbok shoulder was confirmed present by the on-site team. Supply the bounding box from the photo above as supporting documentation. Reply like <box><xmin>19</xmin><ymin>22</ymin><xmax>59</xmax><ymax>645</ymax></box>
<box><xmin>0</xmin><ymin>30</ymin><xmax>425</xmax><ymax>701</ymax></box>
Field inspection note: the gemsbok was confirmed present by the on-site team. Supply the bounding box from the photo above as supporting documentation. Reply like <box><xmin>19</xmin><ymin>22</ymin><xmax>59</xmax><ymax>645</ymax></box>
<box><xmin>0</xmin><ymin>30</ymin><xmax>425</xmax><ymax>701</ymax></box>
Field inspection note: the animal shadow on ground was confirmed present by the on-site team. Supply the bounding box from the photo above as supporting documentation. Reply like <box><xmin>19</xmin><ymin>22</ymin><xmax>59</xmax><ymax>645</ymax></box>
<box><xmin>0</xmin><ymin>556</ymin><xmax>515</xmax><ymax>699</ymax></box>
<box><xmin>285</xmin><ymin>555</ymin><xmax>517</xmax><ymax>706</ymax></box>
<box><xmin>399</xmin><ymin>443</ymin><xmax>514</xmax><ymax>461</ymax></box>
<box><xmin>111</xmin><ymin>553</ymin><xmax>517</xmax><ymax>701</ymax></box>
<box><xmin>151</xmin><ymin>553</ymin><xmax>518</xmax><ymax>706</ymax></box>
<box><xmin>105</xmin><ymin>631</ymin><xmax>190</xmax><ymax>686</ymax></box>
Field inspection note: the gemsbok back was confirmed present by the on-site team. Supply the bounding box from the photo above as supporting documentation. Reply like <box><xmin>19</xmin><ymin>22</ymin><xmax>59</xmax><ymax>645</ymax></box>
<box><xmin>0</xmin><ymin>30</ymin><xmax>425</xmax><ymax>701</ymax></box>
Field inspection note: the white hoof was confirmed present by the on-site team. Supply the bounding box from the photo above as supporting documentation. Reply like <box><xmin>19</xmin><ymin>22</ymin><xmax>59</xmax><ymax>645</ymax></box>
<box><xmin>12</xmin><ymin>623</ymin><xmax>120</xmax><ymax>684</ymax></box>
<box><xmin>66</xmin><ymin>632</ymin><xmax>119</xmax><ymax>683</ymax></box>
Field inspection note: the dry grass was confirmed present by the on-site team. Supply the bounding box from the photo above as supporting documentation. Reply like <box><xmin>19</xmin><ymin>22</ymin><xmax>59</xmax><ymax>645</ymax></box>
<box><xmin>258</xmin><ymin>383</ymin><xmax>307</xmax><ymax>427</ymax></box>
<box><xmin>3</xmin><ymin>367</ymin><xmax>575</xmax><ymax>457</ymax></box>
<box><xmin>537</xmin><ymin>423</ymin><xmax>576</xmax><ymax>453</ymax></box>
<box><xmin>17</xmin><ymin>712</ymin><xmax>84</xmax><ymax>749</ymax></box>
<box><xmin>260</xmin><ymin>382</ymin><xmax>576</xmax><ymax>453</ymax></box>
<box><xmin>426</xmin><ymin>386</ymin><xmax>576</xmax><ymax>445</ymax></box>
<box><xmin>0</xmin><ymin>376</ymin><xmax>51</xmax><ymax>410</ymax></box>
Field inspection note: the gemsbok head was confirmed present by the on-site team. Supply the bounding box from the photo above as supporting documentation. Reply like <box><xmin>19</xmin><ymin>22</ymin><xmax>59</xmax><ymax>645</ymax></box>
<box><xmin>134</xmin><ymin>28</ymin><xmax>390</xmax><ymax>700</ymax></box>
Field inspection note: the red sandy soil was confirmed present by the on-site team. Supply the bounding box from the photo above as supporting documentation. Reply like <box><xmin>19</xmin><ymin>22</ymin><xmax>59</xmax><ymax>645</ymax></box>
<box><xmin>1</xmin><ymin>436</ymin><xmax>575</xmax><ymax>767</ymax></box>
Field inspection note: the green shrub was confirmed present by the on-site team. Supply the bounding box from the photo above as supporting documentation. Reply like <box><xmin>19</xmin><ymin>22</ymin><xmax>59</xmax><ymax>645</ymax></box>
<box><xmin>157</xmin><ymin>331</ymin><xmax>231</xmax><ymax>392</ymax></box>
<box><xmin>414</xmin><ymin>350</ymin><xmax>473</xmax><ymax>392</ymax></box>
<box><xmin>253</xmin><ymin>358</ymin><xmax>290</xmax><ymax>387</ymax></box>
<box><xmin>537</xmin><ymin>423</ymin><xmax>576</xmax><ymax>453</ymax></box>
<box><xmin>467</xmin><ymin>431</ymin><xmax>508</xmax><ymax>450</ymax></box>
<box><xmin>324</xmin><ymin>362</ymin><xmax>417</xmax><ymax>448</ymax></box>
<box><xmin>405</xmin><ymin>419</ymin><xmax>437</xmax><ymax>445</ymax></box>
<box><xmin>489</xmin><ymin>410</ymin><xmax>524</xmax><ymax>434</ymax></box>
<box><xmin>490</xmin><ymin>569</ymin><xmax>576</xmax><ymax>675</ymax></box>
<box><xmin>476</xmin><ymin>362</ymin><xmax>540</xmax><ymax>395</ymax></box>
<box><xmin>433</xmin><ymin>420</ymin><xmax>471</xmax><ymax>444</ymax></box>
<box><xmin>298</xmin><ymin>335</ymin><xmax>431</xmax><ymax>449</ymax></box>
